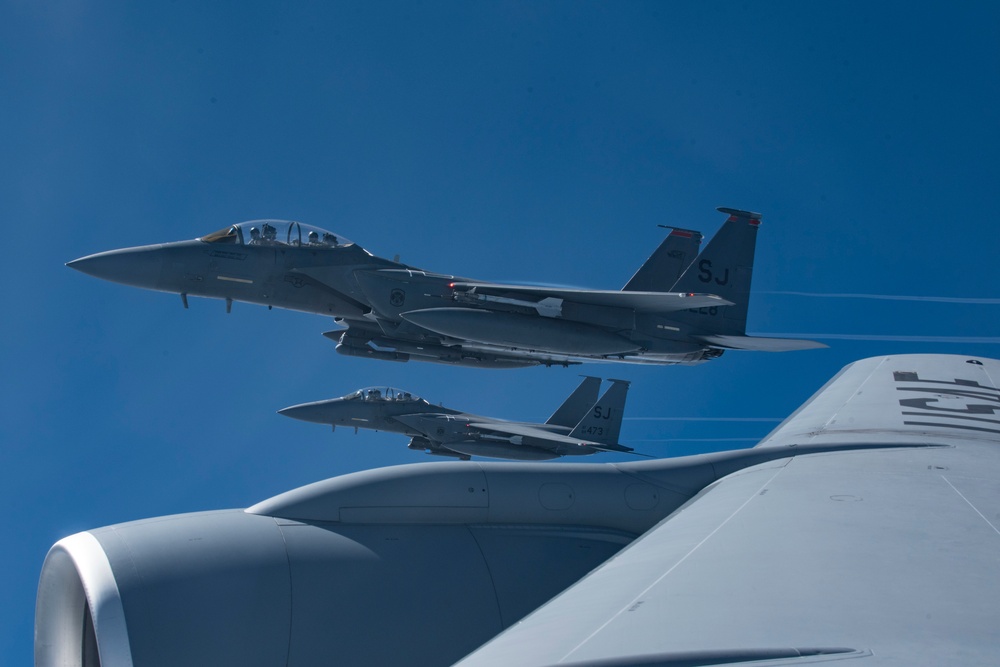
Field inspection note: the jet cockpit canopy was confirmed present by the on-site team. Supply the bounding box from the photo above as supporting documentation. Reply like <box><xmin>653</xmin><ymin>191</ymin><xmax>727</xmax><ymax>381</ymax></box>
<box><xmin>341</xmin><ymin>387</ymin><xmax>427</xmax><ymax>404</ymax></box>
<box><xmin>200</xmin><ymin>220</ymin><xmax>353</xmax><ymax>248</ymax></box>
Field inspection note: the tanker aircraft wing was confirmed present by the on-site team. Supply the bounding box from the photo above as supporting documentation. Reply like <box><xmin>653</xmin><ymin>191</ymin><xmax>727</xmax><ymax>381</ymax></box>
<box><xmin>37</xmin><ymin>354</ymin><xmax>1000</xmax><ymax>666</ymax></box>
<box><xmin>454</xmin><ymin>353</ymin><xmax>1000</xmax><ymax>666</ymax></box>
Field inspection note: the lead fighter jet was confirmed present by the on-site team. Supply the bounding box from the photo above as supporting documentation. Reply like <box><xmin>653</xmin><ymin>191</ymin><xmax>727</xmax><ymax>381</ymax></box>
<box><xmin>68</xmin><ymin>208</ymin><xmax>823</xmax><ymax>368</ymax></box>
<box><xmin>279</xmin><ymin>376</ymin><xmax>638</xmax><ymax>461</ymax></box>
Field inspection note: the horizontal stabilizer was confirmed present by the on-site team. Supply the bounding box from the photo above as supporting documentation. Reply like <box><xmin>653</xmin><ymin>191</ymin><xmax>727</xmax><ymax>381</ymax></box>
<box><xmin>716</xmin><ymin>206</ymin><xmax>763</xmax><ymax>219</ymax></box>
<box><xmin>698</xmin><ymin>334</ymin><xmax>827</xmax><ymax>351</ymax></box>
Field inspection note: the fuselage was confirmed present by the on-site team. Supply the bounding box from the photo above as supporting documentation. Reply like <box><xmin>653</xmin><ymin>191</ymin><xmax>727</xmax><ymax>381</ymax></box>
<box><xmin>279</xmin><ymin>387</ymin><xmax>605</xmax><ymax>460</ymax></box>
<box><xmin>68</xmin><ymin>221</ymin><xmax>405</xmax><ymax>318</ymax></box>
<box><xmin>68</xmin><ymin>219</ymin><xmax>733</xmax><ymax>366</ymax></box>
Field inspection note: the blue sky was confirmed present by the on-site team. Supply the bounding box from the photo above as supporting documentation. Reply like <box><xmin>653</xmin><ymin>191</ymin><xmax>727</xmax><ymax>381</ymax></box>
<box><xmin>3</xmin><ymin>2</ymin><xmax>999</xmax><ymax>662</ymax></box>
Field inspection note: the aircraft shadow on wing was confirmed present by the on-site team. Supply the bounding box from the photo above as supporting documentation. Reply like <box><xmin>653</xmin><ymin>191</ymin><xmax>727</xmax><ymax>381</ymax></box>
<box><xmin>279</xmin><ymin>376</ymin><xmax>646</xmax><ymax>461</ymax></box>
<box><xmin>67</xmin><ymin>208</ymin><xmax>824</xmax><ymax>368</ymax></box>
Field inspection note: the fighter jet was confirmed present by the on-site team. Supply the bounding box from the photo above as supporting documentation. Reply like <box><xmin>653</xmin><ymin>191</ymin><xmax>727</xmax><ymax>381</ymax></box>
<box><xmin>67</xmin><ymin>208</ymin><xmax>823</xmax><ymax>368</ymax></box>
<box><xmin>279</xmin><ymin>376</ymin><xmax>639</xmax><ymax>461</ymax></box>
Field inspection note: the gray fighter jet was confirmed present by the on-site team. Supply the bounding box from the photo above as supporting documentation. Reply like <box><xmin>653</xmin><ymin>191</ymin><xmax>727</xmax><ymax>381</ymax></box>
<box><xmin>279</xmin><ymin>376</ymin><xmax>638</xmax><ymax>460</ymax></box>
<box><xmin>68</xmin><ymin>208</ymin><xmax>823</xmax><ymax>368</ymax></box>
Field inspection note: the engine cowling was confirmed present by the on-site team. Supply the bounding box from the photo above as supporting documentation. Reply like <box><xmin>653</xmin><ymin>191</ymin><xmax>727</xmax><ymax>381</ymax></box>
<box><xmin>39</xmin><ymin>451</ymin><xmax>801</xmax><ymax>667</ymax></box>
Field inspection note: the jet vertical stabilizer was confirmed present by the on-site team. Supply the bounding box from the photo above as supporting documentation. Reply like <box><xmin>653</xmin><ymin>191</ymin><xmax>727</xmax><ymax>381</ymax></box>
<box><xmin>546</xmin><ymin>376</ymin><xmax>602</xmax><ymax>427</ymax></box>
<box><xmin>672</xmin><ymin>207</ymin><xmax>760</xmax><ymax>335</ymax></box>
<box><xmin>622</xmin><ymin>227</ymin><xmax>703</xmax><ymax>292</ymax></box>
<box><xmin>671</xmin><ymin>208</ymin><xmax>826</xmax><ymax>352</ymax></box>
<box><xmin>569</xmin><ymin>379</ymin><xmax>630</xmax><ymax>446</ymax></box>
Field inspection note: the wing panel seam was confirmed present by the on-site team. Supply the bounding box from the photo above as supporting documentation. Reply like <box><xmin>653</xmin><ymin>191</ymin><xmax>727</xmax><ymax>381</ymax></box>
<box><xmin>557</xmin><ymin>466</ymin><xmax>787</xmax><ymax>664</ymax></box>
<box><xmin>940</xmin><ymin>474</ymin><xmax>1000</xmax><ymax>538</ymax></box>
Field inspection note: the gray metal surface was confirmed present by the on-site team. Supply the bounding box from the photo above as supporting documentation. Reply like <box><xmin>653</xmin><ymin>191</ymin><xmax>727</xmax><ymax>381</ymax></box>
<box><xmin>454</xmin><ymin>354</ymin><xmax>1000</xmax><ymax>666</ymax></box>
<box><xmin>67</xmin><ymin>208</ymin><xmax>822</xmax><ymax>368</ymax></box>
<box><xmin>278</xmin><ymin>377</ymin><xmax>635</xmax><ymax>460</ymax></box>
<box><xmin>38</xmin><ymin>354</ymin><xmax>996</xmax><ymax>666</ymax></box>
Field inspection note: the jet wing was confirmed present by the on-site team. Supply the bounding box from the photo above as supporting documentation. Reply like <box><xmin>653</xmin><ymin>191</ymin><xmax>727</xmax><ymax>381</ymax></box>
<box><xmin>464</xmin><ymin>421</ymin><xmax>633</xmax><ymax>452</ymax></box>
<box><xmin>454</xmin><ymin>354</ymin><xmax>1000</xmax><ymax>666</ymax></box>
<box><xmin>451</xmin><ymin>282</ymin><xmax>733</xmax><ymax>312</ymax></box>
<box><xmin>392</xmin><ymin>412</ymin><xmax>458</xmax><ymax>436</ymax></box>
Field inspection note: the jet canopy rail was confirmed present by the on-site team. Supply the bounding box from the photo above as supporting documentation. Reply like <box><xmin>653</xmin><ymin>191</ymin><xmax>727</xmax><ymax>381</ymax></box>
<box><xmin>341</xmin><ymin>387</ymin><xmax>427</xmax><ymax>404</ymax></box>
<box><xmin>199</xmin><ymin>220</ymin><xmax>353</xmax><ymax>248</ymax></box>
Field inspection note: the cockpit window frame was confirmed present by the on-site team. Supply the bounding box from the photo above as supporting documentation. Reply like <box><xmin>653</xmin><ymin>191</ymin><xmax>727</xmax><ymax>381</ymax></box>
<box><xmin>199</xmin><ymin>225</ymin><xmax>244</xmax><ymax>245</ymax></box>
<box><xmin>340</xmin><ymin>387</ymin><xmax>426</xmax><ymax>404</ymax></box>
<box><xmin>199</xmin><ymin>220</ymin><xmax>352</xmax><ymax>248</ymax></box>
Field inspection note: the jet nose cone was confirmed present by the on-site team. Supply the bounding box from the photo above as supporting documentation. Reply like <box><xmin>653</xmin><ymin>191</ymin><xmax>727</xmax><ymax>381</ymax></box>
<box><xmin>278</xmin><ymin>400</ymin><xmax>342</xmax><ymax>425</ymax></box>
<box><xmin>67</xmin><ymin>245</ymin><xmax>167</xmax><ymax>289</ymax></box>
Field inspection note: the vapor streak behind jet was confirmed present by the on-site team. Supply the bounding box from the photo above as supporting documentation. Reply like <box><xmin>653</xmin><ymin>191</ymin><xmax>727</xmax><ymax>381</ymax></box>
<box><xmin>762</xmin><ymin>290</ymin><xmax>1000</xmax><ymax>304</ymax></box>
<box><xmin>759</xmin><ymin>333</ymin><xmax>1000</xmax><ymax>344</ymax></box>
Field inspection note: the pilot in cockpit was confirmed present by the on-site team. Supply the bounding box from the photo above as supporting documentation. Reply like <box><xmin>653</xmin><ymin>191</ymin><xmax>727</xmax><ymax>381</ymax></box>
<box><xmin>262</xmin><ymin>223</ymin><xmax>277</xmax><ymax>242</ymax></box>
<box><xmin>249</xmin><ymin>227</ymin><xmax>261</xmax><ymax>244</ymax></box>
<box><xmin>308</xmin><ymin>231</ymin><xmax>319</xmax><ymax>245</ymax></box>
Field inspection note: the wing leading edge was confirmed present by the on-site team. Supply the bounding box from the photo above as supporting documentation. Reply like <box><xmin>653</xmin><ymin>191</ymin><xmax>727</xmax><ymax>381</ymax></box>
<box><xmin>454</xmin><ymin>354</ymin><xmax>1000</xmax><ymax>666</ymax></box>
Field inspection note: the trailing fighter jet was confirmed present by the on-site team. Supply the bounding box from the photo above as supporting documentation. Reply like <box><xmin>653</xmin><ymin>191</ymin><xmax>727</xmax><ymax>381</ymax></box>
<box><xmin>36</xmin><ymin>354</ymin><xmax>1000</xmax><ymax>666</ymax></box>
<box><xmin>67</xmin><ymin>208</ymin><xmax>823</xmax><ymax>368</ymax></box>
<box><xmin>279</xmin><ymin>376</ymin><xmax>639</xmax><ymax>460</ymax></box>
